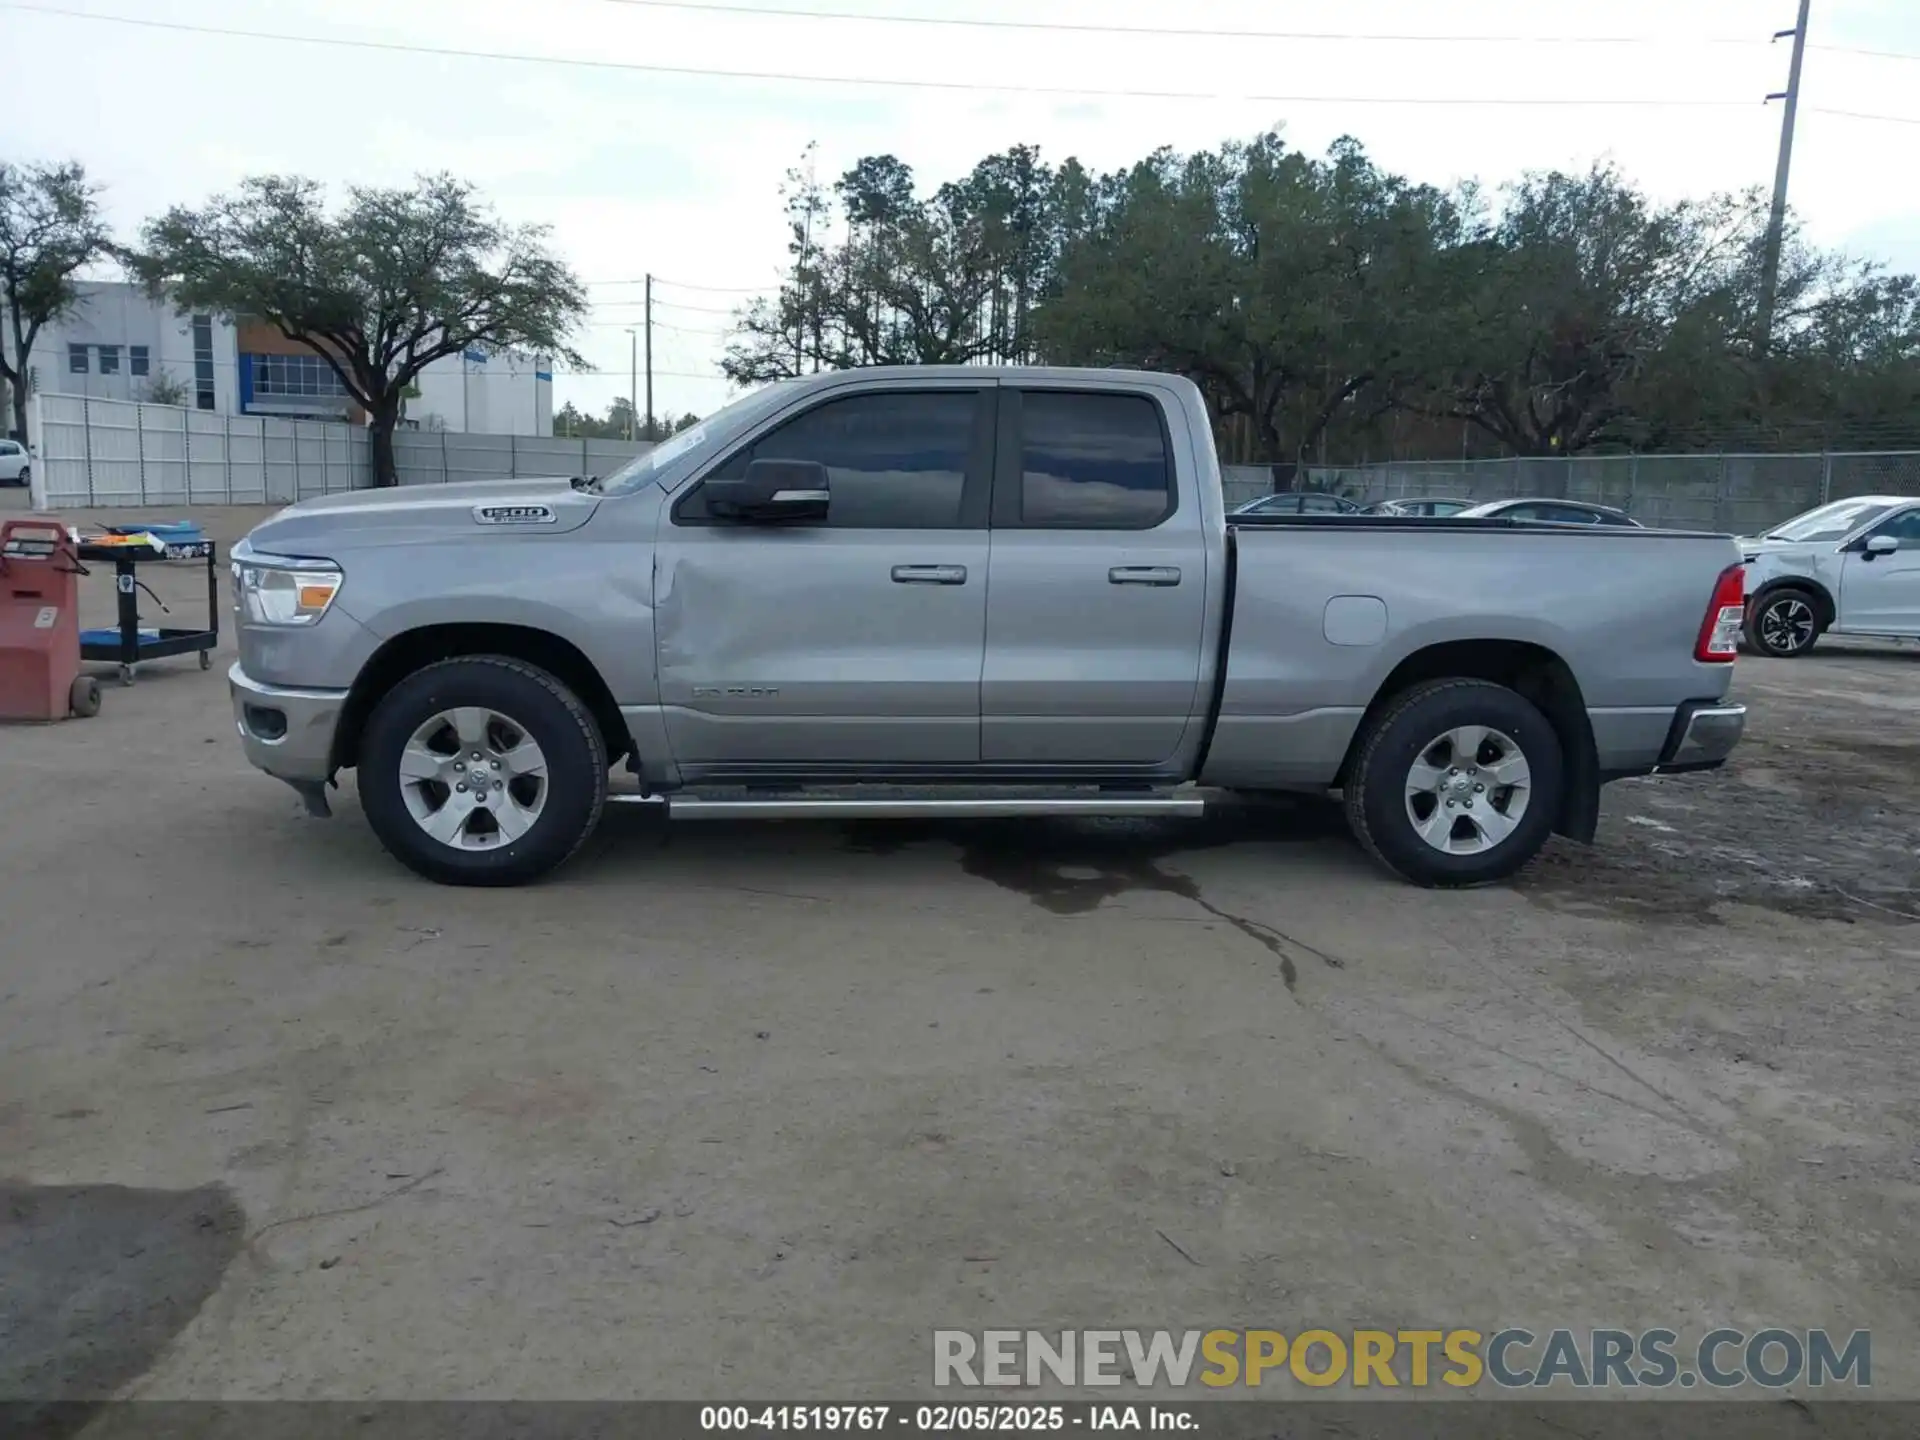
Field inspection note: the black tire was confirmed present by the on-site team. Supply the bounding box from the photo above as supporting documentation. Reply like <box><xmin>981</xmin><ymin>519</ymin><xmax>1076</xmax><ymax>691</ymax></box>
<box><xmin>69</xmin><ymin>674</ymin><xmax>101</xmax><ymax>718</ymax></box>
<box><xmin>15</xmin><ymin>466</ymin><xmax>27</xmax><ymax>490</ymax></box>
<box><xmin>1744</xmin><ymin>586</ymin><xmax>1821</xmax><ymax>657</ymax></box>
<box><xmin>358</xmin><ymin>655</ymin><xmax>607</xmax><ymax>887</ymax></box>
<box><xmin>1343</xmin><ymin>678</ymin><xmax>1564</xmax><ymax>888</ymax></box>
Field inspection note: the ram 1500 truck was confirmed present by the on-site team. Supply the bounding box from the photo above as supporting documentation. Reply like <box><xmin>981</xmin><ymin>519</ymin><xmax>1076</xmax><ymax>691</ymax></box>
<box><xmin>227</xmin><ymin>366</ymin><xmax>1749</xmax><ymax>888</ymax></box>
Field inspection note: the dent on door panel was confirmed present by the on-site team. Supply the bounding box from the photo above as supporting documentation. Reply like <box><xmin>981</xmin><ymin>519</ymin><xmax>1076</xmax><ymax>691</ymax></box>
<box><xmin>654</xmin><ymin>531</ymin><xmax>988</xmax><ymax>765</ymax></box>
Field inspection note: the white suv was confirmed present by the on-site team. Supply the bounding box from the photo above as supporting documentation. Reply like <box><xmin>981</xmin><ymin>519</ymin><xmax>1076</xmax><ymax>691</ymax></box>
<box><xmin>0</xmin><ymin>439</ymin><xmax>27</xmax><ymax>488</ymax></box>
<box><xmin>1740</xmin><ymin>495</ymin><xmax>1920</xmax><ymax>655</ymax></box>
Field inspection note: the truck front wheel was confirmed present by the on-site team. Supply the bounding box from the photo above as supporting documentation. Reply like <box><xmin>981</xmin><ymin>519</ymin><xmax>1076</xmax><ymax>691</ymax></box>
<box><xmin>358</xmin><ymin>656</ymin><xmax>608</xmax><ymax>887</ymax></box>
<box><xmin>1343</xmin><ymin>679</ymin><xmax>1563</xmax><ymax>888</ymax></box>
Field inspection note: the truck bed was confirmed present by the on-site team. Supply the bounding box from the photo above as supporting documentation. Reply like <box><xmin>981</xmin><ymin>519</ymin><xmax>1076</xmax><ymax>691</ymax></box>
<box><xmin>1199</xmin><ymin>516</ymin><xmax>1746</xmax><ymax>793</ymax></box>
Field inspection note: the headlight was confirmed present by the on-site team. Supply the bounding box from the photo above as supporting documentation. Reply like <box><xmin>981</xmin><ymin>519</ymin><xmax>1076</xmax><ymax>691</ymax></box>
<box><xmin>235</xmin><ymin>553</ymin><xmax>344</xmax><ymax>626</ymax></box>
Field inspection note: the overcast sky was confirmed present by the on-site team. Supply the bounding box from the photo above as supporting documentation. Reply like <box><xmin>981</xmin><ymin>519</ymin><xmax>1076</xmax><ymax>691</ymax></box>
<box><xmin>7</xmin><ymin>0</ymin><xmax>1918</xmax><ymax>423</ymax></box>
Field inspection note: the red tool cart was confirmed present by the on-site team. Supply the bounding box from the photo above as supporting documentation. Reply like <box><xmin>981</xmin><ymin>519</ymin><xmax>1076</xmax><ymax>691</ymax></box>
<box><xmin>0</xmin><ymin>517</ymin><xmax>101</xmax><ymax>721</ymax></box>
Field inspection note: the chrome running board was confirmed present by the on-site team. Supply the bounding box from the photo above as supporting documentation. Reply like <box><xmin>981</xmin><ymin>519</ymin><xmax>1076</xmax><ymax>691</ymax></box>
<box><xmin>605</xmin><ymin>790</ymin><xmax>1205</xmax><ymax>820</ymax></box>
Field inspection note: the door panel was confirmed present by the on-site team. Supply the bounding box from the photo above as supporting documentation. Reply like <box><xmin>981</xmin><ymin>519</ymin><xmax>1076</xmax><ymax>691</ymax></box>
<box><xmin>655</xmin><ymin>387</ymin><xmax>994</xmax><ymax>768</ymax></box>
<box><xmin>1839</xmin><ymin>510</ymin><xmax>1920</xmax><ymax>634</ymax></box>
<box><xmin>981</xmin><ymin>388</ymin><xmax>1209</xmax><ymax>766</ymax></box>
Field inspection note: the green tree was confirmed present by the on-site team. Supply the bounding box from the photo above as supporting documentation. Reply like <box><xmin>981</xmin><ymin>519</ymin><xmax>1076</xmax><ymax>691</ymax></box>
<box><xmin>139</xmin><ymin>370</ymin><xmax>191</xmax><ymax>407</ymax></box>
<box><xmin>133</xmin><ymin>173</ymin><xmax>587</xmax><ymax>486</ymax></box>
<box><xmin>1039</xmin><ymin>134</ymin><xmax>1458</xmax><ymax>463</ymax></box>
<box><xmin>0</xmin><ymin>160</ymin><xmax>113</xmax><ymax>442</ymax></box>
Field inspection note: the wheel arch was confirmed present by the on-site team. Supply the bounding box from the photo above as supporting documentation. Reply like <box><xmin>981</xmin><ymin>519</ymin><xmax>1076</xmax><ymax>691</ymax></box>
<box><xmin>1748</xmin><ymin>576</ymin><xmax>1835</xmax><ymax>630</ymax></box>
<box><xmin>331</xmin><ymin>623</ymin><xmax>632</xmax><ymax>773</ymax></box>
<box><xmin>1335</xmin><ymin>638</ymin><xmax>1599</xmax><ymax>844</ymax></box>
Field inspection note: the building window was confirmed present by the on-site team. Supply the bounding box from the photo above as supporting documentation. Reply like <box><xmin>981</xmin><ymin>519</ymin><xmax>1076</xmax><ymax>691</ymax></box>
<box><xmin>98</xmin><ymin>344</ymin><xmax>121</xmax><ymax>376</ymax></box>
<box><xmin>251</xmin><ymin>351</ymin><xmax>349</xmax><ymax>399</ymax></box>
<box><xmin>130</xmin><ymin>346</ymin><xmax>149</xmax><ymax>377</ymax></box>
<box><xmin>192</xmin><ymin>315</ymin><xmax>216</xmax><ymax>411</ymax></box>
<box><xmin>68</xmin><ymin>344</ymin><xmax>89</xmax><ymax>374</ymax></box>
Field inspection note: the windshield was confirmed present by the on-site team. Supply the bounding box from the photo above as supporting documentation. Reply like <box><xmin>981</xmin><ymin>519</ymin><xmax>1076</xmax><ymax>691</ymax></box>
<box><xmin>596</xmin><ymin>381</ymin><xmax>799</xmax><ymax>496</ymax></box>
<box><xmin>1764</xmin><ymin>499</ymin><xmax>1896</xmax><ymax>543</ymax></box>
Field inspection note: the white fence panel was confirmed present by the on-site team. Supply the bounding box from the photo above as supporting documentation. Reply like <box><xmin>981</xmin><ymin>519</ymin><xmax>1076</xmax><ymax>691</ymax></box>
<box><xmin>267</xmin><ymin>419</ymin><xmax>307</xmax><ymax>501</ymax></box>
<box><xmin>28</xmin><ymin>395</ymin><xmax>657</xmax><ymax>508</ymax></box>
<box><xmin>513</xmin><ymin>437</ymin><xmax>582</xmax><ymax>476</ymax></box>
<box><xmin>187</xmin><ymin>409</ymin><xmax>231</xmax><ymax>504</ymax></box>
<box><xmin>393</xmin><ymin>432</ymin><xmax>447</xmax><ymax>487</ymax></box>
<box><xmin>444</xmin><ymin>433</ymin><xmax>516</xmax><ymax>486</ymax></box>
<box><xmin>143</xmin><ymin>406</ymin><xmax>190</xmax><ymax>505</ymax></box>
<box><xmin>84</xmin><ymin>398</ymin><xmax>144</xmax><ymax>506</ymax></box>
<box><xmin>38</xmin><ymin>394</ymin><xmax>92</xmax><ymax>507</ymax></box>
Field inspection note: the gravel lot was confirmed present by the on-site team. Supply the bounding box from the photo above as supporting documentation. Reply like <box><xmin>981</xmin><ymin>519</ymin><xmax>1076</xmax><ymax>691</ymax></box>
<box><xmin>3</xmin><ymin>496</ymin><xmax>1918</xmax><ymax>1414</ymax></box>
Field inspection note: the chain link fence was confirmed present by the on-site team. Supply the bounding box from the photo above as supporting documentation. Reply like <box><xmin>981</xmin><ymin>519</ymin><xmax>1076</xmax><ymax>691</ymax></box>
<box><xmin>1290</xmin><ymin>451</ymin><xmax>1920</xmax><ymax>534</ymax></box>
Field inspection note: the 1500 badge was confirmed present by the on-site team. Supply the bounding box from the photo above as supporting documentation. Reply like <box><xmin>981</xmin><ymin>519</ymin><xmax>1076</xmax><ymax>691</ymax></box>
<box><xmin>473</xmin><ymin>503</ymin><xmax>558</xmax><ymax>525</ymax></box>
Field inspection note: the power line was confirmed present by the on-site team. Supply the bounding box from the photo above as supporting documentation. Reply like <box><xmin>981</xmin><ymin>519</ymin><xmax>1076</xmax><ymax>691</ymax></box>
<box><xmin>1809</xmin><ymin>106</ymin><xmax>1920</xmax><ymax>125</ymax></box>
<box><xmin>557</xmin><ymin>367</ymin><xmax>721</xmax><ymax>380</ymax></box>
<box><xmin>598</xmin><ymin>0</ymin><xmax>1760</xmax><ymax>48</ymax></box>
<box><xmin>595</xmin><ymin>296</ymin><xmax>745</xmax><ymax>314</ymax></box>
<box><xmin>1811</xmin><ymin>42</ymin><xmax>1920</xmax><ymax>61</ymax></box>
<box><xmin>592</xmin><ymin>277</ymin><xmax>771</xmax><ymax>293</ymax></box>
<box><xmin>0</xmin><ymin>5</ymin><xmax>1768</xmax><ymax>109</ymax></box>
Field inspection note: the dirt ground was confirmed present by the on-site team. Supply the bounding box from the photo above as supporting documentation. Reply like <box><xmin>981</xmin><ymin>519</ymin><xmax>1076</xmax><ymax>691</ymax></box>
<box><xmin>3</xmin><ymin>496</ymin><xmax>1918</xmax><ymax>1416</ymax></box>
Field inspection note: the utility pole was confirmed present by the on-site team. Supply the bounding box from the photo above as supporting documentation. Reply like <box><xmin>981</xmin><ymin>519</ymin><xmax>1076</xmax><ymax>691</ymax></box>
<box><xmin>644</xmin><ymin>273</ymin><xmax>655</xmax><ymax>443</ymax></box>
<box><xmin>626</xmin><ymin>328</ymin><xmax>638</xmax><ymax>441</ymax></box>
<box><xmin>1757</xmin><ymin>0</ymin><xmax>1812</xmax><ymax>352</ymax></box>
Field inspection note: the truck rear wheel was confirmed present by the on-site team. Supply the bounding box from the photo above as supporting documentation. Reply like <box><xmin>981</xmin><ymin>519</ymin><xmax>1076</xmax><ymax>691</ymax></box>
<box><xmin>358</xmin><ymin>656</ymin><xmax>607</xmax><ymax>887</ymax></box>
<box><xmin>1343</xmin><ymin>679</ymin><xmax>1563</xmax><ymax>888</ymax></box>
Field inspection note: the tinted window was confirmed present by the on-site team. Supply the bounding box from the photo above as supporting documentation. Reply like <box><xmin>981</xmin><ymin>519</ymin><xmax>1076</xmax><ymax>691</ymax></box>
<box><xmin>130</xmin><ymin>346</ymin><xmax>149</xmax><ymax>376</ymax></box>
<box><xmin>1530</xmin><ymin>505</ymin><xmax>1599</xmax><ymax>524</ymax></box>
<box><xmin>1018</xmin><ymin>391</ymin><xmax>1171</xmax><ymax>528</ymax></box>
<box><xmin>685</xmin><ymin>390</ymin><xmax>977</xmax><ymax>528</ymax></box>
<box><xmin>1872</xmin><ymin>508</ymin><xmax>1920</xmax><ymax>542</ymax></box>
<box><xmin>68</xmin><ymin>345</ymin><xmax>88</xmax><ymax>373</ymax></box>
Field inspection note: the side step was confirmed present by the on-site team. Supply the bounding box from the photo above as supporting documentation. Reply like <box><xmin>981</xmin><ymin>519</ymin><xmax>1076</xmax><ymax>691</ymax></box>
<box><xmin>606</xmin><ymin>788</ymin><xmax>1206</xmax><ymax>821</ymax></box>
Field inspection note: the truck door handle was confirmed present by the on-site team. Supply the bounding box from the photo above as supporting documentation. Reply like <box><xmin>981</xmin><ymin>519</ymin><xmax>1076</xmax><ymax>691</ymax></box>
<box><xmin>1109</xmin><ymin>566</ymin><xmax>1182</xmax><ymax>587</ymax></box>
<box><xmin>891</xmin><ymin>564</ymin><xmax>968</xmax><ymax>585</ymax></box>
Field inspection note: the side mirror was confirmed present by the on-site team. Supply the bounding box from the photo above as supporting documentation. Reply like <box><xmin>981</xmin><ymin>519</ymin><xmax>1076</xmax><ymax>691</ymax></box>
<box><xmin>1864</xmin><ymin>534</ymin><xmax>1900</xmax><ymax>556</ymax></box>
<box><xmin>705</xmin><ymin>459</ymin><xmax>830</xmax><ymax>524</ymax></box>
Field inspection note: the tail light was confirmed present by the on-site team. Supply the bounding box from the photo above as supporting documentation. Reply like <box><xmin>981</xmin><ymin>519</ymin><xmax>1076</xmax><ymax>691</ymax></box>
<box><xmin>1695</xmin><ymin>564</ymin><xmax>1745</xmax><ymax>662</ymax></box>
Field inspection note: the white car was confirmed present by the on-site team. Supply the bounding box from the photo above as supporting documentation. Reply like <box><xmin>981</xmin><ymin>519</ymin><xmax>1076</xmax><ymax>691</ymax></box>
<box><xmin>1739</xmin><ymin>495</ymin><xmax>1920</xmax><ymax>656</ymax></box>
<box><xmin>0</xmin><ymin>439</ymin><xmax>28</xmax><ymax>488</ymax></box>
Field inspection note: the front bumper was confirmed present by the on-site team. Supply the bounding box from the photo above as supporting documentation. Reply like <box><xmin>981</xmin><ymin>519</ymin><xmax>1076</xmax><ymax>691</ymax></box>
<box><xmin>1655</xmin><ymin>701</ymin><xmax>1747</xmax><ymax>774</ymax></box>
<box><xmin>229</xmin><ymin>663</ymin><xmax>347</xmax><ymax>811</ymax></box>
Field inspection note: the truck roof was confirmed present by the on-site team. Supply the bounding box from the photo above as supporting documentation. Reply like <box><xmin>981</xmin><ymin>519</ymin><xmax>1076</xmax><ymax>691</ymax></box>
<box><xmin>771</xmin><ymin>364</ymin><xmax>1185</xmax><ymax>389</ymax></box>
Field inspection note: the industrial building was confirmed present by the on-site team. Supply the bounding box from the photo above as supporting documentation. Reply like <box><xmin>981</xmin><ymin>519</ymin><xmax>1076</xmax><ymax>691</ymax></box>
<box><xmin>6</xmin><ymin>281</ymin><xmax>551</xmax><ymax>440</ymax></box>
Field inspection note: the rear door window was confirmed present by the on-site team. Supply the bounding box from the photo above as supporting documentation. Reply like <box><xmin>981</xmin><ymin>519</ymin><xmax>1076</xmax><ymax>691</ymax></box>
<box><xmin>1004</xmin><ymin>390</ymin><xmax>1173</xmax><ymax>529</ymax></box>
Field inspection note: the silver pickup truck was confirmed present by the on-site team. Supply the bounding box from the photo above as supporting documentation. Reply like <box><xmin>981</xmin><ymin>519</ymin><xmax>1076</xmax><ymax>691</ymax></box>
<box><xmin>228</xmin><ymin>366</ymin><xmax>1748</xmax><ymax>889</ymax></box>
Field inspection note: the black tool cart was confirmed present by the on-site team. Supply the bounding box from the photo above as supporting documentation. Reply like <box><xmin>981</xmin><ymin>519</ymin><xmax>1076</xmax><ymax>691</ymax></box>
<box><xmin>75</xmin><ymin>532</ymin><xmax>220</xmax><ymax>686</ymax></box>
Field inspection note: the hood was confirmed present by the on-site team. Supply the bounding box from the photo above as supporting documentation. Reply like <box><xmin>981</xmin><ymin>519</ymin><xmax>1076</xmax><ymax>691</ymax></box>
<box><xmin>1738</xmin><ymin>534</ymin><xmax>1817</xmax><ymax>559</ymax></box>
<box><xmin>242</xmin><ymin>476</ymin><xmax>602</xmax><ymax>556</ymax></box>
